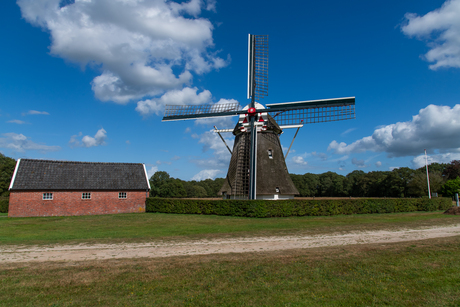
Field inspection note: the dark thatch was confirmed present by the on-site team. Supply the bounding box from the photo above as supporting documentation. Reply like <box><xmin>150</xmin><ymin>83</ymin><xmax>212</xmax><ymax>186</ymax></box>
<box><xmin>219</xmin><ymin>115</ymin><xmax>299</xmax><ymax>197</ymax></box>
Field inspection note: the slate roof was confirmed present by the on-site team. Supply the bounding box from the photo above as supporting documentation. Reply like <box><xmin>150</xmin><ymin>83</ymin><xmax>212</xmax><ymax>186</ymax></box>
<box><xmin>9</xmin><ymin>159</ymin><xmax>150</xmax><ymax>191</ymax></box>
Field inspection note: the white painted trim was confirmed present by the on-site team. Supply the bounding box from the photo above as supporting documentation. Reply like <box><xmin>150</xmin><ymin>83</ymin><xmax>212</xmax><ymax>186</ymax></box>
<box><xmin>143</xmin><ymin>164</ymin><xmax>151</xmax><ymax>190</ymax></box>
<box><xmin>8</xmin><ymin>158</ymin><xmax>21</xmax><ymax>190</ymax></box>
<box><xmin>279</xmin><ymin>124</ymin><xmax>304</xmax><ymax>129</ymax></box>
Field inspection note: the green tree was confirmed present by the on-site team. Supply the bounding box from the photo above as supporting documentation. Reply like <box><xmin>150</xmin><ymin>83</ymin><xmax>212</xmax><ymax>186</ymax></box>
<box><xmin>440</xmin><ymin>177</ymin><xmax>460</xmax><ymax>197</ymax></box>
<box><xmin>318</xmin><ymin>172</ymin><xmax>345</xmax><ymax>197</ymax></box>
<box><xmin>158</xmin><ymin>179</ymin><xmax>187</xmax><ymax>198</ymax></box>
<box><xmin>344</xmin><ymin>170</ymin><xmax>365</xmax><ymax>197</ymax></box>
<box><xmin>443</xmin><ymin>160</ymin><xmax>460</xmax><ymax>180</ymax></box>
<box><xmin>0</xmin><ymin>153</ymin><xmax>16</xmax><ymax>197</ymax></box>
<box><xmin>149</xmin><ymin>171</ymin><xmax>171</xmax><ymax>197</ymax></box>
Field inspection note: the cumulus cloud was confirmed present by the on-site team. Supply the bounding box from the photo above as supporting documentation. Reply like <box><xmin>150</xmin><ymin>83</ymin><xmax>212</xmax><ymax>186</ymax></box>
<box><xmin>136</xmin><ymin>87</ymin><xmax>212</xmax><ymax>116</ymax></box>
<box><xmin>401</xmin><ymin>0</ymin><xmax>460</xmax><ymax>69</ymax></box>
<box><xmin>412</xmin><ymin>152</ymin><xmax>460</xmax><ymax>168</ymax></box>
<box><xmin>18</xmin><ymin>0</ymin><xmax>228</xmax><ymax>106</ymax></box>
<box><xmin>69</xmin><ymin>128</ymin><xmax>107</xmax><ymax>148</ymax></box>
<box><xmin>0</xmin><ymin>132</ymin><xmax>60</xmax><ymax>153</ymax></box>
<box><xmin>147</xmin><ymin>165</ymin><xmax>159</xmax><ymax>178</ymax></box>
<box><xmin>375</xmin><ymin>161</ymin><xmax>382</xmax><ymax>167</ymax></box>
<box><xmin>191</xmin><ymin>169</ymin><xmax>222</xmax><ymax>181</ymax></box>
<box><xmin>22</xmin><ymin>110</ymin><xmax>50</xmax><ymax>116</ymax></box>
<box><xmin>292</xmin><ymin>156</ymin><xmax>308</xmax><ymax>165</ymax></box>
<box><xmin>328</xmin><ymin>104</ymin><xmax>460</xmax><ymax>158</ymax></box>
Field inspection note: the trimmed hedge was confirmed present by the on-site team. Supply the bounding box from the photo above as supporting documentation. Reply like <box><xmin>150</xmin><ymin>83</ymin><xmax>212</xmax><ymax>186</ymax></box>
<box><xmin>0</xmin><ymin>197</ymin><xmax>8</xmax><ymax>213</ymax></box>
<box><xmin>145</xmin><ymin>197</ymin><xmax>452</xmax><ymax>218</ymax></box>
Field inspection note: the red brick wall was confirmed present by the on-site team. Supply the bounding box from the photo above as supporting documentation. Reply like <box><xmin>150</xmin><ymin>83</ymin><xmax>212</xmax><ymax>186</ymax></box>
<box><xmin>8</xmin><ymin>191</ymin><xmax>147</xmax><ymax>217</ymax></box>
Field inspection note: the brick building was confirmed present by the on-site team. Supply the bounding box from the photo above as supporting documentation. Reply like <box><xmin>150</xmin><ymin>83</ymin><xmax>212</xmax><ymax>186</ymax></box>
<box><xmin>8</xmin><ymin>159</ymin><xmax>150</xmax><ymax>217</ymax></box>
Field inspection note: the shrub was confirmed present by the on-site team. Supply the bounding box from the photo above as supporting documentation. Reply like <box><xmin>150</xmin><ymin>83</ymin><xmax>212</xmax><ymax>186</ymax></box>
<box><xmin>145</xmin><ymin>197</ymin><xmax>452</xmax><ymax>218</ymax></box>
<box><xmin>0</xmin><ymin>197</ymin><xmax>9</xmax><ymax>213</ymax></box>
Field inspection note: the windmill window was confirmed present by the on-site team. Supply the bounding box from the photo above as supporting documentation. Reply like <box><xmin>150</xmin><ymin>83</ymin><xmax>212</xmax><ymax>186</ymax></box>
<box><xmin>82</xmin><ymin>192</ymin><xmax>91</xmax><ymax>200</ymax></box>
<box><xmin>268</xmin><ymin>149</ymin><xmax>273</xmax><ymax>159</ymax></box>
<box><xmin>119</xmin><ymin>192</ymin><xmax>127</xmax><ymax>199</ymax></box>
<box><xmin>43</xmin><ymin>193</ymin><xmax>53</xmax><ymax>200</ymax></box>
<box><xmin>275</xmin><ymin>187</ymin><xmax>280</xmax><ymax>193</ymax></box>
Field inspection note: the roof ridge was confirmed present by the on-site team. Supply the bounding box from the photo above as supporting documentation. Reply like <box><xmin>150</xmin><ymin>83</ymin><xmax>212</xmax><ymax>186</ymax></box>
<box><xmin>20</xmin><ymin>158</ymin><xmax>143</xmax><ymax>165</ymax></box>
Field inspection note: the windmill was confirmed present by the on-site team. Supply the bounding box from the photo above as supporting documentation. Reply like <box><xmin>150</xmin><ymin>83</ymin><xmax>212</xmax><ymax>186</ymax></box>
<box><xmin>162</xmin><ymin>34</ymin><xmax>355</xmax><ymax>200</ymax></box>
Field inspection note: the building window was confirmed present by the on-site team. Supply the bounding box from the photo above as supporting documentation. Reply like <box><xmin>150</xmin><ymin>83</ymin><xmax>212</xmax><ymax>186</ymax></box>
<box><xmin>268</xmin><ymin>149</ymin><xmax>273</xmax><ymax>159</ymax></box>
<box><xmin>275</xmin><ymin>187</ymin><xmax>280</xmax><ymax>193</ymax></box>
<box><xmin>119</xmin><ymin>192</ymin><xmax>127</xmax><ymax>199</ymax></box>
<box><xmin>43</xmin><ymin>193</ymin><xmax>53</xmax><ymax>200</ymax></box>
<box><xmin>82</xmin><ymin>192</ymin><xmax>91</xmax><ymax>199</ymax></box>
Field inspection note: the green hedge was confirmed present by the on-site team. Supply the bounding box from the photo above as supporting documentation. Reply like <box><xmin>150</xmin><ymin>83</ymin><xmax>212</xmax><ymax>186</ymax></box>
<box><xmin>0</xmin><ymin>197</ymin><xmax>8</xmax><ymax>213</ymax></box>
<box><xmin>145</xmin><ymin>197</ymin><xmax>452</xmax><ymax>218</ymax></box>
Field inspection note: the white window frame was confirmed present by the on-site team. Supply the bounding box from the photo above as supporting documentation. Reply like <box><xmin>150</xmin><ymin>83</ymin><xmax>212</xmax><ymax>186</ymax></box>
<box><xmin>43</xmin><ymin>192</ymin><xmax>53</xmax><ymax>200</ymax></box>
<box><xmin>268</xmin><ymin>149</ymin><xmax>273</xmax><ymax>159</ymax></box>
<box><xmin>118</xmin><ymin>192</ymin><xmax>127</xmax><ymax>199</ymax></box>
<box><xmin>82</xmin><ymin>192</ymin><xmax>91</xmax><ymax>200</ymax></box>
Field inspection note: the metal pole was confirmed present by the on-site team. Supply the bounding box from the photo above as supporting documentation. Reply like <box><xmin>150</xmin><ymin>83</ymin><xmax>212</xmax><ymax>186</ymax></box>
<box><xmin>456</xmin><ymin>193</ymin><xmax>459</xmax><ymax>207</ymax></box>
<box><xmin>425</xmin><ymin>149</ymin><xmax>431</xmax><ymax>199</ymax></box>
<box><xmin>248</xmin><ymin>35</ymin><xmax>257</xmax><ymax>200</ymax></box>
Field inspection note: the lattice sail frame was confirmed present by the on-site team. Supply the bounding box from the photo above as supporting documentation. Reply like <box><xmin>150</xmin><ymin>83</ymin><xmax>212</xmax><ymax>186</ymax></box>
<box><xmin>248</xmin><ymin>35</ymin><xmax>268</xmax><ymax>101</ymax></box>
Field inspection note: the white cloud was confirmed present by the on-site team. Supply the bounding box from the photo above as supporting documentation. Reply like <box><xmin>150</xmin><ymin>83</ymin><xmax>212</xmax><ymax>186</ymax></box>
<box><xmin>191</xmin><ymin>169</ymin><xmax>222</xmax><ymax>181</ymax></box>
<box><xmin>292</xmin><ymin>156</ymin><xmax>308</xmax><ymax>165</ymax></box>
<box><xmin>412</xmin><ymin>152</ymin><xmax>460</xmax><ymax>168</ymax></box>
<box><xmin>147</xmin><ymin>166</ymin><xmax>159</xmax><ymax>178</ymax></box>
<box><xmin>375</xmin><ymin>161</ymin><xmax>382</xmax><ymax>167</ymax></box>
<box><xmin>22</xmin><ymin>110</ymin><xmax>50</xmax><ymax>116</ymax></box>
<box><xmin>191</xmin><ymin>129</ymin><xmax>233</xmax><ymax>169</ymax></box>
<box><xmin>18</xmin><ymin>0</ymin><xmax>228</xmax><ymax>105</ymax></box>
<box><xmin>7</xmin><ymin>120</ymin><xmax>28</xmax><ymax>124</ymax></box>
<box><xmin>0</xmin><ymin>132</ymin><xmax>60</xmax><ymax>153</ymax></box>
<box><xmin>328</xmin><ymin>104</ymin><xmax>460</xmax><ymax>158</ymax></box>
<box><xmin>401</xmin><ymin>0</ymin><xmax>460</xmax><ymax>69</ymax></box>
<box><xmin>136</xmin><ymin>87</ymin><xmax>212</xmax><ymax>116</ymax></box>
<box><xmin>69</xmin><ymin>128</ymin><xmax>107</xmax><ymax>148</ymax></box>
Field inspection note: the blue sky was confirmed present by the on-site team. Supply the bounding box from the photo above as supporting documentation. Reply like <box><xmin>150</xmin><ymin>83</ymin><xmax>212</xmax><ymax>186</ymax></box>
<box><xmin>1</xmin><ymin>0</ymin><xmax>460</xmax><ymax>181</ymax></box>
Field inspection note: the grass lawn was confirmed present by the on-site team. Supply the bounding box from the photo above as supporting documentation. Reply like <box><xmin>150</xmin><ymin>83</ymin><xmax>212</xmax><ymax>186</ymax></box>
<box><xmin>0</xmin><ymin>211</ymin><xmax>459</xmax><ymax>246</ymax></box>
<box><xmin>1</xmin><ymin>236</ymin><xmax>459</xmax><ymax>306</ymax></box>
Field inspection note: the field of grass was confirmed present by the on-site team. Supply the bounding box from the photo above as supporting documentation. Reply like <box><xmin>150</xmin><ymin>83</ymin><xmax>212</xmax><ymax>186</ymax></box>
<box><xmin>1</xmin><ymin>236</ymin><xmax>459</xmax><ymax>306</ymax></box>
<box><xmin>0</xmin><ymin>211</ymin><xmax>459</xmax><ymax>246</ymax></box>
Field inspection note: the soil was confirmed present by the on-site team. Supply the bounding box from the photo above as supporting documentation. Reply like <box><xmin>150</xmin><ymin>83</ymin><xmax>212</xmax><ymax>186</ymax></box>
<box><xmin>1</xmin><ymin>224</ymin><xmax>460</xmax><ymax>263</ymax></box>
<box><xmin>444</xmin><ymin>206</ymin><xmax>460</xmax><ymax>215</ymax></box>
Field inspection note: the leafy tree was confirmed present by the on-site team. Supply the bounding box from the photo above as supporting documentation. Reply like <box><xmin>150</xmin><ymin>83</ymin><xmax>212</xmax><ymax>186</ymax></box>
<box><xmin>318</xmin><ymin>172</ymin><xmax>345</xmax><ymax>197</ymax></box>
<box><xmin>408</xmin><ymin>171</ymin><xmax>444</xmax><ymax>197</ymax></box>
<box><xmin>443</xmin><ymin>160</ymin><xmax>460</xmax><ymax>180</ymax></box>
<box><xmin>440</xmin><ymin>177</ymin><xmax>460</xmax><ymax>197</ymax></box>
<box><xmin>157</xmin><ymin>179</ymin><xmax>187</xmax><ymax>198</ymax></box>
<box><xmin>0</xmin><ymin>153</ymin><xmax>16</xmax><ymax>197</ymax></box>
<box><xmin>344</xmin><ymin>170</ymin><xmax>365</xmax><ymax>197</ymax></box>
<box><xmin>149</xmin><ymin>171</ymin><xmax>171</xmax><ymax>197</ymax></box>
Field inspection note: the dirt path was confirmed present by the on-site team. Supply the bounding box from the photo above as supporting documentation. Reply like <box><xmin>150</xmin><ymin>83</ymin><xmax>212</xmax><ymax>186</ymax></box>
<box><xmin>2</xmin><ymin>224</ymin><xmax>460</xmax><ymax>263</ymax></box>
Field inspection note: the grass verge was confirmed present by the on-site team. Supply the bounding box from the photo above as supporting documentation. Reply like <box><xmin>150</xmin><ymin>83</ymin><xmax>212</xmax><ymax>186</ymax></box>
<box><xmin>1</xmin><ymin>236</ymin><xmax>459</xmax><ymax>306</ymax></box>
<box><xmin>0</xmin><ymin>211</ymin><xmax>459</xmax><ymax>246</ymax></box>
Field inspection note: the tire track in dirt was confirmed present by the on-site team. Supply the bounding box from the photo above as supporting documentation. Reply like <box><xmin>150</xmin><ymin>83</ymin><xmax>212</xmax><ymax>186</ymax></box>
<box><xmin>1</xmin><ymin>224</ymin><xmax>460</xmax><ymax>263</ymax></box>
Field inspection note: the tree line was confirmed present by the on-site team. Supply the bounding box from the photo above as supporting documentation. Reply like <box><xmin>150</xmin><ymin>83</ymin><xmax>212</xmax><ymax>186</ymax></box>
<box><xmin>149</xmin><ymin>161</ymin><xmax>460</xmax><ymax>198</ymax></box>
<box><xmin>290</xmin><ymin>161</ymin><xmax>460</xmax><ymax>198</ymax></box>
<box><xmin>1</xmin><ymin>153</ymin><xmax>459</xmax><ymax>198</ymax></box>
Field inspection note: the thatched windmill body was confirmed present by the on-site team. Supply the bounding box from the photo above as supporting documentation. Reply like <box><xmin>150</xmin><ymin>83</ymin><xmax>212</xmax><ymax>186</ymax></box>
<box><xmin>162</xmin><ymin>34</ymin><xmax>355</xmax><ymax>200</ymax></box>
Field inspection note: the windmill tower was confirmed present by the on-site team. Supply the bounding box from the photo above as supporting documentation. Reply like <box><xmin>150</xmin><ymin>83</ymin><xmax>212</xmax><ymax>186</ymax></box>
<box><xmin>162</xmin><ymin>34</ymin><xmax>355</xmax><ymax>200</ymax></box>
